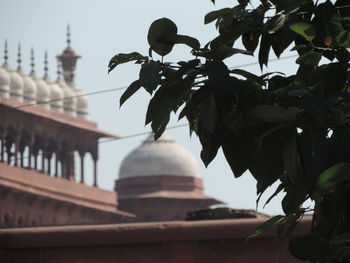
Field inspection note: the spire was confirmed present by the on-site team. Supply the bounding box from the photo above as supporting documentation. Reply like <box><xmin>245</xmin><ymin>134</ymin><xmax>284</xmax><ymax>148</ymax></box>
<box><xmin>30</xmin><ymin>47</ymin><xmax>35</xmax><ymax>75</ymax></box>
<box><xmin>67</xmin><ymin>24</ymin><xmax>71</xmax><ymax>47</ymax></box>
<box><xmin>56</xmin><ymin>25</ymin><xmax>81</xmax><ymax>84</ymax></box>
<box><xmin>3</xmin><ymin>40</ymin><xmax>8</xmax><ymax>67</ymax></box>
<box><xmin>17</xmin><ymin>43</ymin><xmax>22</xmax><ymax>72</ymax></box>
<box><xmin>44</xmin><ymin>51</ymin><xmax>48</xmax><ymax>79</ymax></box>
<box><xmin>56</xmin><ymin>59</ymin><xmax>61</xmax><ymax>82</ymax></box>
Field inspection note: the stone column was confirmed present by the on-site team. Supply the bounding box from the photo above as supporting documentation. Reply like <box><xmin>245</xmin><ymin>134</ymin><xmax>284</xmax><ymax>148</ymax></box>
<box><xmin>80</xmin><ymin>152</ymin><xmax>85</xmax><ymax>184</ymax></box>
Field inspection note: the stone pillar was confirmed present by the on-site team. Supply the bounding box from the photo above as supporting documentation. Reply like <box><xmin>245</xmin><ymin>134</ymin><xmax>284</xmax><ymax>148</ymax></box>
<box><xmin>80</xmin><ymin>152</ymin><xmax>85</xmax><ymax>184</ymax></box>
<box><xmin>93</xmin><ymin>157</ymin><xmax>97</xmax><ymax>187</ymax></box>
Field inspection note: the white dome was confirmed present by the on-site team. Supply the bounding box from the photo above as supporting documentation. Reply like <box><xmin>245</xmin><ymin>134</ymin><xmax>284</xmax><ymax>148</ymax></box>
<box><xmin>20</xmin><ymin>71</ymin><xmax>37</xmax><ymax>104</ymax></box>
<box><xmin>71</xmin><ymin>82</ymin><xmax>88</xmax><ymax>119</ymax></box>
<box><xmin>7</xmin><ymin>67</ymin><xmax>24</xmax><ymax>102</ymax></box>
<box><xmin>119</xmin><ymin>134</ymin><xmax>201</xmax><ymax>179</ymax></box>
<box><xmin>33</xmin><ymin>74</ymin><xmax>50</xmax><ymax>110</ymax></box>
<box><xmin>46</xmin><ymin>77</ymin><xmax>63</xmax><ymax>113</ymax></box>
<box><xmin>0</xmin><ymin>66</ymin><xmax>10</xmax><ymax>99</ymax></box>
<box><xmin>58</xmin><ymin>79</ymin><xmax>76</xmax><ymax>117</ymax></box>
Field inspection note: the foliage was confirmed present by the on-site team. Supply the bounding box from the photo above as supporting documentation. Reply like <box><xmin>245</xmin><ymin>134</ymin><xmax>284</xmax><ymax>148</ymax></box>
<box><xmin>109</xmin><ymin>0</ymin><xmax>350</xmax><ymax>261</ymax></box>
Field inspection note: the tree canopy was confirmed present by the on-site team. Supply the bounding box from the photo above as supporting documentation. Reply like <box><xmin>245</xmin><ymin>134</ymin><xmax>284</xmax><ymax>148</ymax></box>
<box><xmin>109</xmin><ymin>0</ymin><xmax>350</xmax><ymax>261</ymax></box>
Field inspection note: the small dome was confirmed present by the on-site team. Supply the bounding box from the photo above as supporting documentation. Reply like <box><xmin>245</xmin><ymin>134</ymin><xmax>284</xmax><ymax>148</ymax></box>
<box><xmin>32</xmin><ymin>74</ymin><xmax>50</xmax><ymax>110</ymax></box>
<box><xmin>119</xmin><ymin>134</ymin><xmax>201</xmax><ymax>179</ymax></box>
<box><xmin>71</xmin><ymin>82</ymin><xmax>88</xmax><ymax>119</ymax></box>
<box><xmin>58</xmin><ymin>79</ymin><xmax>76</xmax><ymax>117</ymax></box>
<box><xmin>5</xmin><ymin>66</ymin><xmax>24</xmax><ymax>102</ymax></box>
<box><xmin>20</xmin><ymin>71</ymin><xmax>37</xmax><ymax>104</ymax></box>
<box><xmin>0</xmin><ymin>66</ymin><xmax>10</xmax><ymax>99</ymax></box>
<box><xmin>46</xmin><ymin>77</ymin><xmax>63</xmax><ymax>113</ymax></box>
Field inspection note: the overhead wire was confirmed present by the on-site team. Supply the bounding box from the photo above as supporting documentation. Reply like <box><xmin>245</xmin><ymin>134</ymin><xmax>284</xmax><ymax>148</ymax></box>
<box><xmin>1</xmin><ymin>54</ymin><xmax>299</xmax><ymax>113</ymax></box>
<box><xmin>3</xmin><ymin>54</ymin><xmax>299</xmax><ymax>163</ymax></box>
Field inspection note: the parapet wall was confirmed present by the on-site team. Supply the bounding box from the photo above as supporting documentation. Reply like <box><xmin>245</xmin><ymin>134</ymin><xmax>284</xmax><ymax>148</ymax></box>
<box><xmin>0</xmin><ymin>217</ymin><xmax>311</xmax><ymax>263</ymax></box>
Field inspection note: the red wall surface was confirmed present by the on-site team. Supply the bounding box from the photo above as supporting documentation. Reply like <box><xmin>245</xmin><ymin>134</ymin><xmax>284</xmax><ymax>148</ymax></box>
<box><xmin>0</xmin><ymin>217</ymin><xmax>311</xmax><ymax>263</ymax></box>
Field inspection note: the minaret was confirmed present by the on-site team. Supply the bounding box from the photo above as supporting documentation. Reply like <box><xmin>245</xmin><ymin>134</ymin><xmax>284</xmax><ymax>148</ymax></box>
<box><xmin>56</xmin><ymin>25</ymin><xmax>81</xmax><ymax>84</ymax></box>
<box><xmin>3</xmin><ymin>40</ymin><xmax>9</xmax><ymax>67</ymax></box>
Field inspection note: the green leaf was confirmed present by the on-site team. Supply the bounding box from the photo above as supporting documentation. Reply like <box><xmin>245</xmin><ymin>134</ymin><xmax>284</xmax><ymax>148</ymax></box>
<box><xmin>139</xmin><ymin>61</ymin><xmax>161</xmax><ymax>94</ymax></box>
<box><xmin>289</xmin><ymin>235</ymin><xmax>327</xmax><ymax>261</ymax></box>
<box><xmin>108</xmin><ymin>52</ymin><xmax>146</xmax><ymax>73</ymax></box>
<box><xmin>147</xmin><ymin>18</ymin><xmax>178</xmax><ymax>56</ymax></box>
<box><xmin>336</xmin><ymin>30</ymin><xmax>350</xmax><ymax>47</ymax></box>
<box><xmin>119</xmin><ymin>80</ymin><xmax>141</xmax><ymax>107</ymax></box>
<box><xmin>265</xmin><ymin>14</ymin><xmax>286</xmax><ymax>34</ymax></box>
<box><xmin>316</xmin><ymin>162</ymin><xmax>350</xmax><ymax>193</ymax></box>
<box><xmin>249</xmin><ymin>215</ymin><xmax>284</xmax><ymax>239</ymax></box>
<box><xmin>204</xmin><ymin>8</ymin><xmax>233</xmax><ymax>24</ymax></box>
<box><xmin>289</xmin><ymin>23</ymin><xmax>316</xmax><ymax>41</ymax></box>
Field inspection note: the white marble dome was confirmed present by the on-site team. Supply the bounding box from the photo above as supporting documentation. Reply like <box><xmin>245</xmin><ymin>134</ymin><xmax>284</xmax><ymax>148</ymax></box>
<box><xmin>71</xmin><ymin>82</ymin><xmax>88</xmax><ymax>119</ymax></box>
<box><xmin>58</xmin><ymin>79</ymin><xmax>76</xmax><ymax>117</ymax></box>
<box><xmin>20</xmin><ymin>71</ymin><xmax>37</xmax><ymax>104</ymax></box>
<box><xmin>7</xmin><ymin>68</ymin><xmax>24</xmax><ymax>102</ymax></box>
<box><xmin>32</xmin><ymin>74</ymin><xmax>50</xmax><ymax>110</ymax></box>
<box><xmin>0</xmin><ymin>66</ymin><xmax>10</xmax><ymax>98</ymax></box>
<box><xmin>46</xmin><ymin>77</ymin><xmax>63</xmax><ymax>113</ymax></box>
<box><xmin>119</xmin><ymin>134</ymin><xmax>201</xmax><ymax>179</ymax></box>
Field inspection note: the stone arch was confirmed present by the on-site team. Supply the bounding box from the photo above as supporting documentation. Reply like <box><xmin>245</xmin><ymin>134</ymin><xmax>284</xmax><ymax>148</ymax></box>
<box><xmin>46</xmin><ymin>138</ymin><xmax>57</xmax><ymax>176</ymax></box>
<box><xmin>17</xmin><ymin>215</ymin><xmax>25</xmax><ymax>226</ymax></box>
<box><xmin>3</xmin><ymin>212</ymin><xmax>13</xmax><ymax>227</ymax></box>
<box><xmin>31</xmin><ymin>218</ymin><xmax>37</xmax><ymax>226</ymax></box>
<box><xmin>5</xmin><ymin>126</ymin><xmax>17</xmax><ymax>165</ymax></box>
<box><xmin>18</xmin><ymin>131</ymin><xmax>31</xmax><ymax>168</ymax></box>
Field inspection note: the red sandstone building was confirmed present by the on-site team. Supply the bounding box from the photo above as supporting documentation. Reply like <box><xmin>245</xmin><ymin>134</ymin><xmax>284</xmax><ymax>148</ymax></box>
<box><xmin>0</xmin><ymin>31</ymin><xmax>308</xmax><ymax>262</ymax></box>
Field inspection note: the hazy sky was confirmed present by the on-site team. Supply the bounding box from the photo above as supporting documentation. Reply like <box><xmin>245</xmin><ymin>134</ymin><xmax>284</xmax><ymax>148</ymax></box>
<box><xmin>0</xmin><ymin>0</ymin><xmax>306</xmax><ymax>215</ymax></box>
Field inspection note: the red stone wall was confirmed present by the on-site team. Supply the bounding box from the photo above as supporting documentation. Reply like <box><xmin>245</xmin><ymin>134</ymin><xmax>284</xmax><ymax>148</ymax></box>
<box><xmin>0</xmin><ymin>217</ymin><xmax>311</xmax><ymax>263</ymax></box>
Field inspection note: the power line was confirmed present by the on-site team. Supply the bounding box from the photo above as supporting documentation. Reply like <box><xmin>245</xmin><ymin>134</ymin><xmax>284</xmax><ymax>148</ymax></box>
<box><xmin>99</xmin><ymin>123</ymin><xmax>189</xmax><ymax>144</ymax></box>
<box><xmin>14</xmin><ymin>87</ymin><xmax>128</xmax><ymax>110</ymax></box>
<box><xmin>230</xmin><ymin>54</ymin><xmax>298</xmax><ymax>69</ymax></box>
<box><xmin>1</xmin><ymin>54</ymin><xmax>299</xmax><ymax>112</ymax></box>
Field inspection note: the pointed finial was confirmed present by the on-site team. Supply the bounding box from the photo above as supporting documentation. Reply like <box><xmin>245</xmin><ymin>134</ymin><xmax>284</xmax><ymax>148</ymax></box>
<box><xmin>56</xmin><ymin>59</ymin><xmax>61</xmax><ymax>82</ymax></box>
<box><xmin>44</xmin><ymin>51</ymin><xmax>48</xmax><ymax>78</ymax></box>
<box><xmin>3</xmin><ymin>39</ymin><xmax>8</xmax><ymax>66</ymax></box>
<box><xmin>30</xmin><ymin>47</ymin><xmax>35</xmax><ymax>75</ymax></box>
<box><xmin>67</xmin><ymin>24</ymin><xmax>71</xmax><ymax>47</ymax></box>
<box><xmin>17</xmin><ymin>43</ymin><xmax>22</xmax><ymax>71</ymax></box>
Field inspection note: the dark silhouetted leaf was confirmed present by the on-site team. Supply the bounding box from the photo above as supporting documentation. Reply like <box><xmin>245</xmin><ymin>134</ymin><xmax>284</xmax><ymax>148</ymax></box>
<box><xmin>162</xmin><ymin>34</ymin><xmax>200</xmax><ymax>50</ymax></box>
<box><xmin>246</xmin><ymin>105</ymin><xmax>302</xmax><ymax>125</ymax></box>
<box><xmin>296</xmin><ymin>51</ymin><xmax>321</xmax><ymax>65</ymax></box>
<box><xmin>139</xmin><ymin>61</ymin><xmax>161</xmax><ymax>94</ymax></box>
<box><xmin>147</xmin><ymin>18</ymin><xmax>178</xmax><ymax>56</ymax></box>
<box><xmin>213</xmin><ymin>46</ymin><xmax>253</xmax><ymax>60</ymax></box>
<box><xmin>108</xmin><ymin>52</ymin><xmax>146</xmax><ymax>73</ymax></box>
<box><xmin>119</xmin><ymin>80</ymin><xmax>141</xmax><ymax>107</ymax></box>
<box><xmin>204</xmin><ymin>8</ymin><xmax>233</xmax><ymax>24</ymax></box>
<box><xmin>242</xmin><ymin>30</ymin><xmax>260</xmax><ymax>52</ymax></box>
<box><xmin>289</xmin><ymin>235</ymin><xmax>327</xmax><ymax>261</ymax></box>
<box><xmin>249</xmin><ymin>215</ymin><xmax>284</xmax><ymax>239</ymax></box>
<box><xmin>258</xmin><ymin>34</ymin><xmax>271</xmax><ymax>69</ymax></box>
